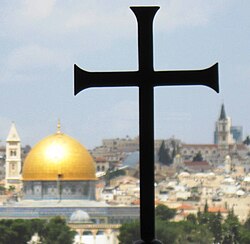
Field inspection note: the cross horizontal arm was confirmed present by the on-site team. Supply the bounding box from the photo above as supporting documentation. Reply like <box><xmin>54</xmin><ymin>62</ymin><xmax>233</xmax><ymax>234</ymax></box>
<box><xmin>75</xmin><ymin>63</ymin><xmax>218</xmax><ymax>95</ymax></box>
<box><xmin>154</xmin><ymin>63</ymin><xmax>219</xmax><ymax>92</ymax></box>
<box><xmin>74</xmin><ymin>65</ymin><xmax>139</xmax><ymax>95</ymax></box>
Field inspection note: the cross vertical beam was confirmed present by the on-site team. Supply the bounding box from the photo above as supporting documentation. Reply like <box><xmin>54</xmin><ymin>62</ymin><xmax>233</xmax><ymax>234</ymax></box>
<box><xmin>131</xmin><ymin>7</ymin><xmax>158</xmax><ymax>242</ymax></box>
<box><xmin>74</xmin><ymin>6</ymin><xmax>219</xmax><ymax>243</ymax></box>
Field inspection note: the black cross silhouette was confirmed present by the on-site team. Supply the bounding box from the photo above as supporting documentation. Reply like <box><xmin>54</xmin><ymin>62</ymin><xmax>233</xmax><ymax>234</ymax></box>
<box><xmin>74</xmin><ymin>6</ymin><xmax>219</xmax><ymax>243</ymax></box>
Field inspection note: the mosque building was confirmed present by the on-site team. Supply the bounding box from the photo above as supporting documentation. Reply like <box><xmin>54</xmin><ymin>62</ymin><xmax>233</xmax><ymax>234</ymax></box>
<box><xmin>22</xmin><ymin>122</ymin><xmax>96</xmax><ymax>201</ymax></box>
<box><xmin>0</xmin><ymin>122</ymin><xmax>139</xmax><ymax>243</ymax></box>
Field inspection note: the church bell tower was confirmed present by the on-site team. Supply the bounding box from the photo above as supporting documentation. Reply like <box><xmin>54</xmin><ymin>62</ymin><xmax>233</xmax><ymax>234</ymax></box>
<box><xmin>5</xmin><ymin>122</ymin><xmax>22</xmax><ymax>189</ymax></box>
<box><xmin>214</xmin><ymin>104</ymin><xmax>234</xmax><ymax>149</ymax></box>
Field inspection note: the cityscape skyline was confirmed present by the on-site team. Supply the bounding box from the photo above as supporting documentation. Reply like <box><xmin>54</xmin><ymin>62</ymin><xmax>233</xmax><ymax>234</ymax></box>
<box><xmin>0</xmin><ymin>1</ymin><xmax>249</xmax><ymax>149</ymax></box>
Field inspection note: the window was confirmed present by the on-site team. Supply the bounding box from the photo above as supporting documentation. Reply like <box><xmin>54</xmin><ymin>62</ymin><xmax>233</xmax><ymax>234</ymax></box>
<box><xmin>10</xmin><ymin>150</ymin><xmax>16</xmax><ymax>157</ymax></box>
<box><xmin>11</xmin><ymin>163</ymin><xmax>15</xmax><ymax>170</ymax></box>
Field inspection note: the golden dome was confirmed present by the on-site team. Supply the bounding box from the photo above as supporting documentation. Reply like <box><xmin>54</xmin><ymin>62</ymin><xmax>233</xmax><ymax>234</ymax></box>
<box><xmin>22</xmin><ymin>130</ymin><xmax>96</xmax><ymax>181</ymax></box>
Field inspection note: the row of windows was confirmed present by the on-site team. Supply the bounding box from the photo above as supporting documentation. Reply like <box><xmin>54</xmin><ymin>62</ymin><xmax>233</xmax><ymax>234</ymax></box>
<box><xmin>97</xmin><ymin>165</ymin><xmax>107</xmax><ymax>171</ymax></box>
<box><xmin>182</xmin><ymin>150</ymin><xmax>217</xmax><ymax>154</ymax></box>
<box><xmin>10</xmin><ymin>150</ymin><xmax>17</xmax><ymax>157</ymax></box>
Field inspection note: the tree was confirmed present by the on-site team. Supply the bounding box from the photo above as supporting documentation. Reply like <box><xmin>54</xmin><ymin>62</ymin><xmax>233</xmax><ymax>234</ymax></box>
<box><xmin>27</xmin><ymin>219</ymin><xmax>46</xmax><ymax>237</ymax></box>
<box><xmin>165</xmin><ymin>147</ymin><xmax>173</xmax><ymax>165</ymax></box>
<box><xmin>170</xmin><ymin>140</ymin><xmax>177</xmax><ymax>160</ymax></box>
<box><xmin>158</xmin><ymin>141</ymin><xmax>168</xmax><ymax>164</ymax></box>
<box><xmin>118</xmin><ymin>221</ymin><xmax>140</xmax><ymax>244</ymax></box>
<box><xmin>0</xmin><ymin>185</ymin><xmax>6</xmax><ymax>195</ymax></box>
<box><xmin>0</xmin><ymin>223</ymin><xmax>17</xmax><ymax>244</ymax></box>
<box><xmin>186</xmin><ymin>214</ymin><xmax>197</xmax><ymax>225</ymax></box>
<box><xmin>204</xmin><ymin>200</ymin><xmax>208</xmax><ymax>213</ymax></box>
<box><xmin>243</xmin><ymin>136</ymin><xmax>250</xmax><ymax>145</ymax></box>
<box><xmin>0</xmin><ymin>217</ymin><xmax>75</xmax><ymax>244</ymax></box>
<box><xmin>244</xmin><ymin>213</ymin><xmax>250</xmax><ymax>230</ymax></box>
<box><xmin>197</xmin><ymin>201</ymin><xmax>210</xmax><ymax>225</ymax></box>
<box><xmin>10</xmin><ymin>220</ymin><xmax>31</xmax><ymax>244</ymax></box>
<box><xmin>8</xmin><ymin>185</ymin><xmax>15</xmax><ymax>192</ymax></box>
<box><xmin>158</xmin><ymin>141</ymin><xmax>172</xmax><ymax>165</ymax></box>
<box><xmin>104</xmin><ymin>168</ymin><xmax>126</xmax><ymax>186</ymax></box>
<box><xmin>208</xmin><ymin>211</ymin><xmax>223</xmax><ymax>243</ymax></box>
<box><xmin>193</xmin><ymin>151</ymin><xmax>203</xmax><ymax>162</ymax></box>
<box><xmin>119</xmin><ymin>205</ymin><xmax>250</xmax><ymax>244</ymax></box>
<box><xmin>0</xmin><ymin>219</ymin><xmax>32</xmax><ymax>244</ymax></box>
<box><xmin>42</xmin><ymin>216</ymin><xmax>75</xmax><ymax>244</ymax></box>
<box><xmin>222</xmin><ymin>209</ymin><xmax>241</xmax><ymax>244</ymax></box>
<box><xmin>240</xmin><ymin>213</ymin><xmax>250</xmax><ymax>243</ymax></box>
<box><xmin>240</xmin><ymin>227</ymin><xmax>250</xmax><ymax>244</ymax></box>
<box><xmin>155</xmin><ymin>204</ymin><xmax>176</xmax><ymax>221</ymax></box>
<box><xmin>155</xmin><ymin>219</ymin><xmax>180</xmax><ymax>244</ymax></box>
<box><xmin>185</xmin><ymin>224</ymin><xmax>213</xmax><ymax>244</ymax></box>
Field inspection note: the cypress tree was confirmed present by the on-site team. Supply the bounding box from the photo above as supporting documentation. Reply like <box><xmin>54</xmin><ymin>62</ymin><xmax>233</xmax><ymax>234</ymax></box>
<box><xmin>158</xmin><ymin>141</ymin><xmax>167</xmax><ymax>165</ymax></box>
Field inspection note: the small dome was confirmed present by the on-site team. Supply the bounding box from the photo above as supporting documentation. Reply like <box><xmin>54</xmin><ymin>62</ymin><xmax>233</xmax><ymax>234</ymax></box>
<box><xmin>69</xmin><ymin>210</ymin><xmax>91</xmax><ymax>223</ymax></box>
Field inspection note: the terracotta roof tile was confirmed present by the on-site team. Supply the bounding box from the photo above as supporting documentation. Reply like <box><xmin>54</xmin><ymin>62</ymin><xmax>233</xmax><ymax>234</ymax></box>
<box><xmin>208</xmin><ymin>207</ymin><xmax>228</xmax><ymax>213</ymax></box>
<box><xmin>177</xmin><ymin>204</ymin><xmax>195</xmax><ymax>210</ymax></box>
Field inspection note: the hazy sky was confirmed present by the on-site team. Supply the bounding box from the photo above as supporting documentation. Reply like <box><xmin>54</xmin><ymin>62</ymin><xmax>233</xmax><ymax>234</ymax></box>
<box><xmin>0</xmin><ymin>0</ymin><xmax>249</xmax><ymax>149</ymax></box>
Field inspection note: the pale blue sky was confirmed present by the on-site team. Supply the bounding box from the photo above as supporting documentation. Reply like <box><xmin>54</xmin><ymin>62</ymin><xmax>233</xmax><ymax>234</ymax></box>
<box><xmin>0</xmin><ymin>0</ymin><xmax>249</xmax><ymax>149</ymax></box>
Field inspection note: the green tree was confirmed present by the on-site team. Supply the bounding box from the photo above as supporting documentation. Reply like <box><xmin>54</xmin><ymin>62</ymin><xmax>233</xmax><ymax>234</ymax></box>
<box><xmin>8</xmin><ymin>185</ymin><xmax>15</xmax><ymax>192</ymax></box>
<box><xmin>42</xmin><ymin>216</ymin><xmax>76</xmax><ymax>244</ymax></box>
<box><xmin>158</xmin><ymin>141</ymin><xmax>172</xmax><ymax>165</ymax></box>
<box><xmin>0</xmin><ymin>217</ymin><xmax>75</xmax><ymax>244</ymax></box>
<box><xmin>0</xmin><ymin>224</ymin><xmax>17</xmax><ymax>244</ymax></box>
<box><xmin>173</xmin><ymin>220</ymin><xmax>213</xmax><ymax>244</ymax></box>
<box><xmin>186</xmin><ymin>214</ymin><xmax>197</xmax><ymax>225</ymax></box>
<box><xmin>197</xmin><ymin>202</ymin><xmax>210</xmax><ymax>225</ymax></box>
<box><xmin>156</xmin><ymin>220</ymin><xmax>180</xmax><ymax>244</ymax></box>
<box><xmin>222</xmin><ymin>209</ymin><xmax>241</xmax><ymax>244</ymax></box>
<box><xmin>193</xmin><ymin>151</ymin><xmax>203</xmax><ymax>162</ymax></box>
<box><xmin>239</xmin><ymin>214</ymin><xmax>250</xmax><ymax>243</ymax></box>
<box><xmin>119</xmin><ymin>206</ymin><xmax>250</xmax><ymax>244</ymax></box>
<box><xmin>10</xmin><ymin>219</ymin><xmax>31</xmax><ymax>244</ymax></box>
<box><xmin>186</xmin><ymin>224</ymin><xmax>213</xmax><ymax>244</ymax></box>
<box><xmin>0</xmin><ymin>185</ymin><xmax>6</xmax><ymax>194</ymax></box>
<box><xmin>208</xmin><ymin>211</ymin><xmax>223</xmax><ymax>243</ymax></box>
<box><xmin>204</xmin><ymin>200</ymin><xmax>208</xmax><ymax>213</ymax></box>
<box><xmin>170</xmin><ymin>140</ymin><xmax>178</xmax><ymax>160</ymax></box>
<box><xmin>243</xmin><ymin>136</ymin><xmax>250</xmax><ymax>145</ymax></box>
<box><xmin>158</xmin><ymin>141</ymin><xmax>168</xmax><ymax>164</ymax></box>
<box><xmin>0</xmin><ymin>219</ymin><xmax>32</xmax><ymax>244</ymax></box>
<box><xmin>243</xmin><ymin>212</ymin><xmax>250</xmax><ymax>230</ymax></box>
<box><xmin>104</xmin><ymin>168</ymin><xmax>126</xmax><ymax>186</ymax></box>
<box><xmin>155</xmin><ymin>204</ymin><xmax>176</xmax><ymax>221</ymax></box>
<box><xmin>27</xmin><ymin>218</ymin><xmax>46</xmax><ymax>237</ymax></box>
<box><xmin>118</xmin><ymin>221</ymin><xmax>140</xmax><ymax>244</ymax></box>
<box><xmin>239</xmin><ymin>228</ymin><xmax>250</xmax><ymax>244</ymax></box>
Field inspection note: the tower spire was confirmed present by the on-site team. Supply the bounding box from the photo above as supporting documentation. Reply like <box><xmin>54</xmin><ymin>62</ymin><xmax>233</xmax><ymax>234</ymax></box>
<box><xmin>219</xmin><ymin>103</ymin><xmax>226</xmax><ymax>120</ymax></box>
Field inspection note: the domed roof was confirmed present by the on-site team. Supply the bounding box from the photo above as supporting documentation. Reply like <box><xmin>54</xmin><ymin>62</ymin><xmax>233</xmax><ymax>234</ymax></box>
<box><xmin>22</xmin><ymin>126</ymin><xmax>96</xmax><ymax>181</ymax></box>
<box><xmin>69</xmin><ymin>210</ymin><xmax>91</xmax><ymax>223</ymax></box>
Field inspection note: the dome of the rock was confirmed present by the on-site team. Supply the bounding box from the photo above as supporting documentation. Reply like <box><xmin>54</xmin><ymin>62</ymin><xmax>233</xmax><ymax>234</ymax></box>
<box><xmin>23</xmin><ymin>131</ymin><xmax>96</xmax><ymax>181</ymax></box>
<box><xmin>22</xmin><ymin>124</ymin><xmax>96</xmax><ymax>200</ymax></box>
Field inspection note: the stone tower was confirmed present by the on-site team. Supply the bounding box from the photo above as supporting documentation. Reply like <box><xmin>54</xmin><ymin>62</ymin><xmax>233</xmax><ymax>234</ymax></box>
<box><xmin>5</xmin><ymin>122</ymin><xmax>22</xmax><ymax>189</ymax></box>
<box><xmin>214</xmin><ymin>104</ymin><xmax>234</xmax><ymax>149</ymax></box>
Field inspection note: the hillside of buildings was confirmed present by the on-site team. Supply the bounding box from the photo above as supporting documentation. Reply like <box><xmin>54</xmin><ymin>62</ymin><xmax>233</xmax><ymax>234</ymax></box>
<box><xmin>1</xmin><ymin>104</ymin><xmax>250</xmax><ymax>243</ymax></box>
